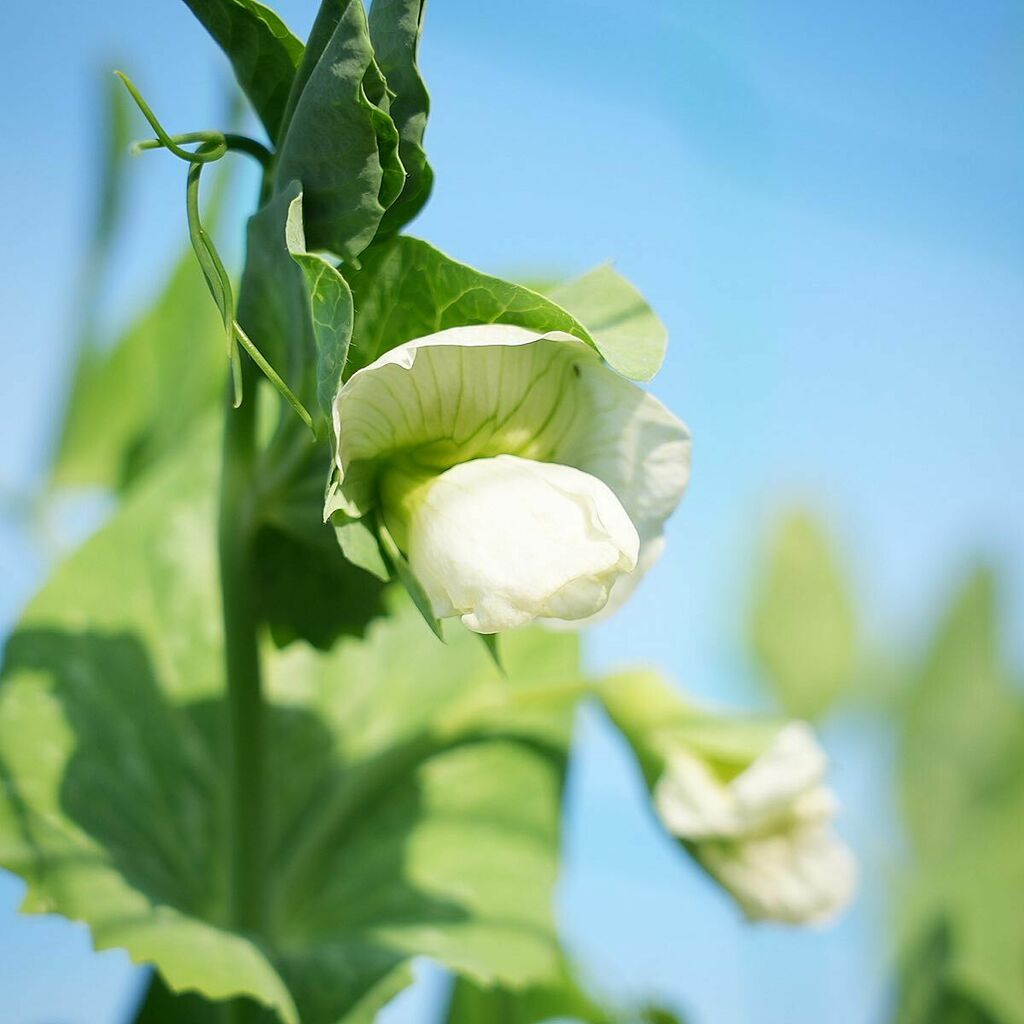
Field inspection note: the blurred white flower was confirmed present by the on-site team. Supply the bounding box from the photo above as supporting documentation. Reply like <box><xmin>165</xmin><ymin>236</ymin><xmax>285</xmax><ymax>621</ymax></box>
<box><xmin>655</xmin><ymin>722</ymin><xmax>856</xmax><ymax>925</ymax></box>
<box><xmin>330</xmin><ymin>324</ymin><xmax>690</xmax><ymax>633</ymax></box>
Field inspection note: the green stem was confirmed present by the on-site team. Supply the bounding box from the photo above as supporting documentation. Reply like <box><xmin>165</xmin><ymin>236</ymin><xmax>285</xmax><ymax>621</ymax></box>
<box><xmin>218</xmin><ymin>358</ymin><xmax>266</xmax><ymax>945</ymax></box>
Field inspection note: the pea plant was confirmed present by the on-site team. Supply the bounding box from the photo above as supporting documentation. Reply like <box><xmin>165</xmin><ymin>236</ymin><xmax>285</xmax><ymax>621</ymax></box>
<box><xmin>0</xmin><ymin>2</ymin><xmax>854</xmax><ymax>1022</ymax></box>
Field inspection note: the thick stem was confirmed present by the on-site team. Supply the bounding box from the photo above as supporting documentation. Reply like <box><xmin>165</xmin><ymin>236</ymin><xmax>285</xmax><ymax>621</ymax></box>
<box><xmin>218</xmin><ymin>362</ymin><xmax>265</xmax><ymax>939</ymax></box>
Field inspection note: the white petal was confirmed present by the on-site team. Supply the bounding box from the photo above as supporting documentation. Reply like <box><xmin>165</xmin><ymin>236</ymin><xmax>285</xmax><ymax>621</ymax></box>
<box><xmin>404</xmin><ymin>455</ymin><xmax>639</xmax><ymax>633</ymax></box>
<box><xmin>556</xmin><ymin>360</ymin><xmax>692</xmax><ymax>546</ymax></box>
<box><xmin>699</xmin><ymin>823</ymin><xmax>857</xmax><ymax>926</ymax></box>
<box><xmin>654</xmin><ymin>749</ymin><xmax>743</xmax><ymax>839</ymax></box>
<box><xmin>730</xmin><ymin>722</ymin><xmax>828</xmax><ymax>830</ymax></box>
<box><xmin>335</xmin><ymin>325</ymin><xmax>594</xmax><ymax>477</ymax></box>
<box><xmin>331</xmin><ymin>323</ymin><xmax>690</xmax><ymax>624</ymax></box>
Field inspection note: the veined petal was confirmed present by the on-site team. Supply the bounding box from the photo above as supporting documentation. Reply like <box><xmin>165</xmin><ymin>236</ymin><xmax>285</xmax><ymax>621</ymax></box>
<box><xmin>557</xmin><ymin>360</ymin><xmax>692</xmax><ymax>548</ymax></box>
<box><xmin>336</xmin><ymin>325</ymin><xmax>593</xmax><ymax>478</ymax></box>
<box><xmin>403</xmin><ymin>454</ymin><xmax>639</xmax><ymax>633</ymax></box>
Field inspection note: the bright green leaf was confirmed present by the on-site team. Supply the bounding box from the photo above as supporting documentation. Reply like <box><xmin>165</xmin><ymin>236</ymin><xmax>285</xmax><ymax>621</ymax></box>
<box><xmin>343</xmin><ymin>236</ymin><xmax>594</xmax><ymax>376</ymax></box>
<box><xmin>749</xmin><ymin>511</ymin><xmax>856</xmax><ymax>720</ymax></box>
<box><xmin>369</xmin><ymin>0</ymin><xmax>433</xmax><ymax>236</ymax></box>
<box><xmin>276</xmin><ymin>0</ymin><xmax>405</xmax><ymax>263</ymax></box>
<box><xmin>547</xmin><ymin>264</ymin><xmax>667</xmax><ymax>382</ymax></box>
<box><xmin>182</xmin><ymin>0</ymin><xmax>303</xmax><ymax>142</ymax></box>
<box><xmin>1</xmin><ymin>432</ymin><xmax>580</xmax><ymax>1023</ymax></box>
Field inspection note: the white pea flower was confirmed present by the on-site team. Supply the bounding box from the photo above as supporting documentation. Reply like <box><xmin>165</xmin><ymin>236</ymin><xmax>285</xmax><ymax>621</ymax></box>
<box><xmin>329</xmin><ymin>324</ymin><xmax>691</xmax><ymax>633</ymax></box>
<box><xmin>654</xmin><ymin>722</ymin><xmax>856</xmax><ymax>925</ymax></box>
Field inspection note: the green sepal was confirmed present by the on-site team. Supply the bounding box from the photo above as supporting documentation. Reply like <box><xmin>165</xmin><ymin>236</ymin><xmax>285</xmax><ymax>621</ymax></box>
<box><xmin>378</xmin><ymin>515</ymin><xmax>444</xmax><ymax>641</ymax></box>
<box><xmin>332</xmin><ymin>511</ymin><xmax>391</xmax><ymax>583</ymax></box>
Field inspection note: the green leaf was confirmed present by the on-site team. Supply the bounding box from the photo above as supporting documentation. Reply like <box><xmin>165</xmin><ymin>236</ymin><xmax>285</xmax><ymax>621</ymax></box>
<box><xmin>1</xmin><ymin>432</ymin><xmax>580</xmax><ymax>1023</ymax></box>
<box><xmin>368</xmin><ymin>0</ymin><xmax>433</xmax><ymax>236</ymax></box>
<box><xmin>237</xmin><ymin>183</ymin><xmax>315</xmax><ymax>390</ymax></box>
<box><xmin>133</xmin><ymin>962</ymin><xmax>414</xmax><ymax>1023</ymax></box>
<box><xmin>443</xmin><ymin>962</ymin><xmax>688</xmax><ymax>1024</ymax></box>
<box><xmin>276</xmin><ymin>0</ymin><xmax>405</xmax><ymax>263</ymax></box>
<box><xmin>51</xmin><ymin>243</ymin><xmax>225</xmax><ymax>491</ymax></box>
<box><xmin>749</xmin><ymin>511</ymin><xmax>856</xmax><ymax>720</ymax></box>
<box><xmin>546</xmin><ymin>265</ymin><xmax>667</xmax><ymax>382</ymax></box>
<box><xmin>253</xmin><ymin>522</ymin><xmax>386</xmax><ymax>650</ymax></box>
<box><xmin>73</xmin><ymin>72</ymin><xmax>134</xmax><ymax>352</ymax></box>
<box><xmin>343</xmin><ymin>236</ymin><xmax>594</xmax><ymax>376</ymax></box>
<box><xmin>284</xmin><ymin>189</ymin><xmax>354</xmax><ymax>423</ymax></box>
<box><xmin>899</xmin><ymin>567</ymin><xmax>1024</xmax><ymax>861</ymax></box>
<box><xmin>896</xmin><ymin>568</ymin><xmax>1024</xmax><ymax>1023</ymax></box>
<box><xmin>892</xmin><ymin>921</ymin><xmax>1000</xmax><ymax>1024</ymax></box>
<box><xmin>182</xmin><ymin>0</ymin><xmax>303</xmax><ymax>142</ymax></box>
<box><xmin>444</xmin><ymin>968</ymin><xmax>612</xmax><ymax>1024</ymax></box>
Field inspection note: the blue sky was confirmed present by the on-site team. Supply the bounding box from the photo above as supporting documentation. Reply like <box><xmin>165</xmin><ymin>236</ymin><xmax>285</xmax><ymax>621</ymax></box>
<box><xmin>0</xmin><ymin>1</ymin><xmax>1021</xmax><ymax>1022</ymax></box>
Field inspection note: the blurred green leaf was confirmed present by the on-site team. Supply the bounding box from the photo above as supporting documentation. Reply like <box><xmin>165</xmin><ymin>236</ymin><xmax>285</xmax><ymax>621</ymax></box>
<box><xmin>1</xmin><ymin>429</ymin><xmax>581</xmax><ymax>1022</ymax></box>
<box><xmin>51</xmin><ymin>244</ymin><xmax>225</xmax><ymax>491</ymax></box>
<box><xmin>900</xmin><ymin>567</ymin><xmax>1024</xmax><ymax>861</ymax></box>
<box><xmin>547</xmin><ymin>265</ymin><xmax>668</xmax><ymax>382</ymax></box>
<box><xmin>276</xmin><ymin>0</ymin><xmax>404</xmax><ymax>263</ymax></box>
<box><xmin>182</xmin><ymin>0</ymin><xmax>303</xmax><ymax>142</ymax></box>
<box><xmin>892</xmin><ymin>921</ymin><xmax>1000</xmax><ymax>1024</ymax></box>
<box><xmin>444</xmin><ymin>967</ymin><xmax>612</xmax><ymax>1024</ymax></box>
<box><xmin>73</xmin><ymin>72</ymin><xmax>134</xmax><ymax>352</ymax></box>
<box><xmin>369</xmin><ymin>0</ymin><xmax>433</xmax><ymax>237</ymax></box>
<box><xmin>749</xmin><ymin>511</ymin><xmax>856</xmax><ymax>720</ymax></box>
<box><xmin>343</xmin><ymin>236</ymin><xmax>594</xmax><ymax>376</ymax></box>
<box><xmin>253</xmin><ymin>522</ymin><xmax>386</xmax><ymax>650</ymax></box>
<box><xmin>897</xmin><ymin>568</ymin><xmax>1024</xmax><ymax>1023</ymax></box>
<box><xmin>443</xmin><ymin>962</ymin><xmax>687</xmax><ymax>1024</ymax></box>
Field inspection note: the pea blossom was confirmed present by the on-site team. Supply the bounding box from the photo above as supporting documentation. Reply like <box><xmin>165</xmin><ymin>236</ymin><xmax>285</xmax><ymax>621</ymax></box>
<box><xmin>655</xmin><ymin>722</ymin><xmax>856</xmax><ymax>925</ymax></box>
<box><xmin>328</xmin><ymin>324</ymin><xmax>691</xmax><ymax>633</ymax></box>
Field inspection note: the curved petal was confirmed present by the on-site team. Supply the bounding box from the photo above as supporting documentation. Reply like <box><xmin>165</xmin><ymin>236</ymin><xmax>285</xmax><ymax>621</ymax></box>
<box><xmin>405</xmin><ymin>455</ymin><xmax>639</xmax><ymax>633</ymax></box>
<box><xmin>335</xmin><ymin>325</ymin><xmax>594</xmax><ymax>475</ymax></box>
<box><xmin>698</xmin><ymin>823</ymin><xmax>857</xmax><ymax>926</ymax></box>
<box><xmin>555</xmin><ymin>361</ymin><xmax>692</xmax><ymax>547</ymax></box>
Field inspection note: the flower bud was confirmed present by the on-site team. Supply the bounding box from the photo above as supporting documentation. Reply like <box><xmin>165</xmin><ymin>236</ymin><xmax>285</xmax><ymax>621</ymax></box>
<box><xmin>600</xmin><ymin>673</ymin><xmax>856</xmax><ymax>925</ymax></box>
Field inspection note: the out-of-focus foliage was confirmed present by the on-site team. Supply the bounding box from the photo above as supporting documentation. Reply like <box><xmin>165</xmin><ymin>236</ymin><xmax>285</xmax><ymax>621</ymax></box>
<box><xmin>749</xmin><ymin>511</ymin><xmax>856</xmax><ymax>720</ymax></box>
<box><xmin>896</xmin><ymin>568</ymin><xmax>1024</xmax><ymax>1024</ymax></box>
<box><xmin>52</xmin><ymin>248</ymin><xmax>225</xmax><ymax>490</ymax></box>
<box><xmin>441</xmin><ymin>960</ymin><xmax>687</xmax><ymax>1024</ymax></box>
<box><xmin>50</xmin><ymin>80</ymin><xmax>228</xmax><ymax>493</ymax></box>
<box><xmin>893</xmin><ymin>922</ymin><xmax>1000</xmax><ymax>1024</ymax></box>
<box><xmin>1</xmin><ymin>426</ymin><xmax>585</xmax><ymax>1023</ymax></box>
<box><xmin>746</xmin><ymin>513</ymin><xmax>1022</xmax><ymax>1022</ymax></box>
